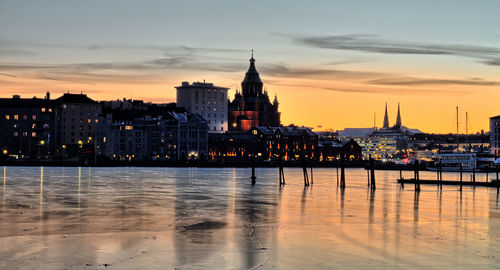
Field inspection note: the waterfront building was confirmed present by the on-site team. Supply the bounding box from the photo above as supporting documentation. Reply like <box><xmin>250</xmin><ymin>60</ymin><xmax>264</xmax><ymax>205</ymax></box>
<box><xmin>250</xmin><ymin>125</ymin><xmax>318</xmax><ymax>161</ymax></box>
<box><xmin>0</xmin><ymin>93</ymin><xmax>57</xmax><ymax>159</ymax></box>
<box><xmin>228</xmin><ymin>54</ymin><xmax>280</xmax><ymax>131</ymax></box>
<box><xmin>339</xmin><ymin>103</ymin><xmax>421</xmax><ymax>159</ymax></box>
<box><xmin>55</xmin><ymin>93</ymin><xmax>103</xmax><ymax>158</ymax></box>
<box><xmin>317</xmin><ymin>139</ymin><xmax>362</xmax><ymax>162</ymax></box>
<box><xmin>176</xmin><ymin>81</ymin><xmax>229</xmax><ymax>133</ymax></box>
<box><xmin>208</xmin><ymin>132</ymin><xmax>260</xmax><ymax>162</ymax></box>
<box><xmin>105</xmin><ymin>112</ymin><xmax>208</xmax><ymax>161</ymax></box>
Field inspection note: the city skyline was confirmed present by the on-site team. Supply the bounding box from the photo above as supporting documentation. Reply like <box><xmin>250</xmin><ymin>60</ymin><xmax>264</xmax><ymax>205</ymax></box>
<box><xmin>1</xmin><ymin>0</ymin><xmax>500</xmax><ymax>133</ymax></box>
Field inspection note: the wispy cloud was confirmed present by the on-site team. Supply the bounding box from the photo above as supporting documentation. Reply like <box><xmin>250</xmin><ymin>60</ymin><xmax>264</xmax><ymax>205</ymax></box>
<box><xmin>368</xmin><ymin>77</ymin><xmax>500</xmax><ymax>86</ymax></box>
<box><xmin>0</xmin><ymin>72</ymin><xmax>17</xmax><ymax>78</ymax></box>
<box><xmin>288</xmin><ymin>34</ymin><xmax>500</xmax><ymax>65</ymax></box>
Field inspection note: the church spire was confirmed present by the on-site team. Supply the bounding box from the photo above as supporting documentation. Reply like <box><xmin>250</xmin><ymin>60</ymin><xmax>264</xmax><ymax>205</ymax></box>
<box><xmin>395</xmin><ymin>102</ymin><xmax>402</xmax><ymax>128</ymax></box>
<box><xmin>383</xmin><ymin>102</ymin><xmax>389</xmax><ymax>128</ymax></box>
<box><xmin>242</xmin><ymin>50</ymin><xmax>263</xmax><ymax>98</ymax></box>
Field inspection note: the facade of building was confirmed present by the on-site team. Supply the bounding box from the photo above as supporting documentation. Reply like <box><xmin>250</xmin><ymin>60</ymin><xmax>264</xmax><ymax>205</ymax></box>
<box><xmin>105</xmin><ymin>112</ymin><xmax>208</xmax><ymax>161</ymax></box>
<box><xmin>490</xmin><ymin>115</ymin><xmax>500</xmax><ymax>156</ymax></box>
<box><xmin>339</xmin><ymin>103</ymin><xmax>421</xmax><ymax>159</ymax></box>
<box><xmin>55</xmin><ymin>93</ymin><xmax>103</xmax><ymax>158</ymax></box>
<box><xmin>317</xmin><ymin>139</ymin><xmax>362</xmax><ymax>162</ymax></box>
<box><xmin>176</xmin><ymin>81</ymin><xmax>229</xmax><ymax>133</ymax></box>
<box><xmin>0</xmin><ymin>93</ymin><xmax>57</xmax><ymax>159</ymax></box>
<box><xmin>228</xmin><ymin>55</ymin><xmax>280</xmax><ymax>131</ymax></box>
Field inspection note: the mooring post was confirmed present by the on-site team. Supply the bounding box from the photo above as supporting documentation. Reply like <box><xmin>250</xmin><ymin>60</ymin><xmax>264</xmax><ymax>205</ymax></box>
<box><xmin>486</xmin><ymin>171</ymin><xmax>489</xmax><ymax>182</ymax></box>
<box><xmin>302</xmin><ymin>157</ymin><xmax>309</xmax><ymax>186</ymax></box>
<box><xmin>336</xmin><ymin>166</ymin><xmax>339</xmax><ymax>187</ymax></box>
<box><xmin>340</xmin><ymin>156</ymin><xmax>346</xmax><ymax>189</ymax></box>
<box><xmin>472</xmin><ymin>166</ymin><xmax>476</xmax><ymax>186</ymax></box>
<box><xmin>251</xmin><ymin>156</ymin><xmax>256</xmax><ymax>185</ymax></box>
<box><xmin>370</xmin><ymin>156</ymin><xmax>376</xmax><ymax>191</ymax></box>
<box><xmin>414</xmin><ymin>160</ymin><xmax>420</xmax><ymax>192</ymax></box>
<box><xmin>400</xmin><ymin>168</ymin><xmax>404</xmax><ymax>188</ymax></box>
<box><xmin>310</xmin><ymin>166</ymin><xmax>314</xmax><ymax>186</ymax></box>
<box><xmin>439</xmin><ymin>161</ymin><xmax>443</xmax><ymax>188</ymax></box>
<box><xmin>459</xmin><ymin>163</ymin><xmax>463</xmax><ymax>192</ymax></box>
<box><xmin>278</xmin><ymin>154</ymin><xmax>285</xmax><ymax>186</ymax></box>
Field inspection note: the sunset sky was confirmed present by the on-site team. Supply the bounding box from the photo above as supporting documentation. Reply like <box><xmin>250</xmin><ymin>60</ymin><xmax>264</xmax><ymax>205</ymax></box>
<box><xmin>1</xmin><ymin>0</ymin><xmax>499</xmax><ymax>133</ymax></box>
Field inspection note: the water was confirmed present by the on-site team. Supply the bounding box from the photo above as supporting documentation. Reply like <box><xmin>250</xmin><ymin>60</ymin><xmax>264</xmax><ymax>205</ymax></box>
<box><xmin>0</xmin><ymin>166</ymin><xmax>499</xmax><ymax>269</ymax></box>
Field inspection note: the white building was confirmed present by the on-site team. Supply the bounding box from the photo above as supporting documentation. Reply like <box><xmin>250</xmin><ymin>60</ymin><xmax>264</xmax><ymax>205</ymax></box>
<box><xmin>490</xmin><ymin>115</ymin><xmax>500</xmax><ymax>156</ymax></box>
<box><xmin>176</xmin><ymin>81</ymin><xmax>229</xmax><ymax>133</ymax></box>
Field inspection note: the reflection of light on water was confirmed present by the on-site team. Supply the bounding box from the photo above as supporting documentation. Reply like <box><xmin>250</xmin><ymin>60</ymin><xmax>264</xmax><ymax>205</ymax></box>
<box><xmin>2</xmin><ymin>166</ymin><xmax>6</xmax><ymax>211</ymax></box>
<box><xmin>40</xmin><ymin>166</ymin><xmax>44</xmax><ymax>218</ymax></box>
<box><xmin>78</xmin><ymin>167</ymin><xmax>81</xmax><ymax>208</ymax></box>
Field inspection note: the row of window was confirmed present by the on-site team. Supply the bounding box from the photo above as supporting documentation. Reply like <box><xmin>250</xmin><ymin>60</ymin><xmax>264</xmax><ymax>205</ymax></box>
<box><xmin>5</xmin><ymin>114</ymin><xmax>38</xmax><ymax>120</ymax></box>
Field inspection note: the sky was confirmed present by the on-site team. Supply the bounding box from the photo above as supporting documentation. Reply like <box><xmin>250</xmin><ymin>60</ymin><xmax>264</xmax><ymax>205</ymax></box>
<box><xmin>1</xmin><ymin>0</ymin><xmax>499</xmax><ymax>133</ymax></box>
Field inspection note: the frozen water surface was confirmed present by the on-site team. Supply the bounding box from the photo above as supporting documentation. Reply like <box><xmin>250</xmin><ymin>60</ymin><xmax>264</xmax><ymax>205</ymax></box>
<box><xmin>1</xmin><ymin>166</ymin><xmax>499</xmax><ymax>269</ymax></box>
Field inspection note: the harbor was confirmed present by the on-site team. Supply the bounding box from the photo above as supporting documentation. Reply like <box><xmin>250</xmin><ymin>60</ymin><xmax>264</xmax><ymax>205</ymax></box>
<box><xmin>1</xmin><ymin>166</ymin><xmax>500</xmax><ymax>269</ymax></box>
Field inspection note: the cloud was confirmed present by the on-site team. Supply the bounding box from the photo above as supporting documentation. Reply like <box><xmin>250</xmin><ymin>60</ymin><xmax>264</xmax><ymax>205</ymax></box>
<box><xmin>289</xmin><ymin>34</ymin><xmax>500</xmax><ymax>63</ymax></box>
<box><xmin>261</xmin><ymin>63</ymin><xmax>383</xmax><ymax>80</ymax></box>
<box><xmin>0</xmin><ymin>72</ymin><xmax>17</xmax><ymax>78</ymax></box>
<box><xmin>368</xmin><ymin>77</ymin><xmax>500</xmax><ymax>86</ymax></box>
<box><xmin>483</xmin><ymin>58</ymin><xmax>500</xmax><ymax>66</ymax></box>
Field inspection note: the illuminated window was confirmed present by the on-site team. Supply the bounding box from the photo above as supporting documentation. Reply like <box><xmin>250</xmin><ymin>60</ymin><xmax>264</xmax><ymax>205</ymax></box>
<box><xmin>125</xmin><ymin>126</ymin><xmax>133</xmax><ymax>130</ymax></box>
<box><xmin>95</xmin><ymin>119</ymin><xmax>99</xmax><ymax>123</ymax></box>
<box><xmin>88</xmin><ymin>119</ymin><xmax>91</xmax><ymax>123</ymax></box>
<box><xmin>5</xmin><ymin>115</ymin><xmax>9</xmax><ymax>120</ymax></box>
<box><xmin>48</xmin><ymin>108</ymin><xmax>52</xmax><ymax>112</ymax></box>
<box><xmin>14</xmin><ymin>115</ymin><xmax>18</xmax><ymax>120</ymax></box>
<box><xmin>13</xmin><ymin>132</ymin><xmax>18</xmax><ymax>136</ymax></box>
<box><xmin>41</xmin><ymin>108</ymin><xmax>46</xmax><ymax>112</ymax></box>
<box><xmin>32</xmin><ymin>132</ymin><xmax>36</xmax><ymax>137</ymax></box>
<box><xmin>32</xmin><ymin>115</ymin><xmax>36</xmax><ymax>120</ymax></box>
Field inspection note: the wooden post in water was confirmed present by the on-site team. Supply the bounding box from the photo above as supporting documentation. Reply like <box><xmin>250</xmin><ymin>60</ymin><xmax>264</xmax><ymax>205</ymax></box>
<box><xmin>414</xmin><ymin>160</ymin><xmax>420</xmax><ymax>192</ymax></box>
<box><xmin>496</xmin><ymin>165</ymin><xmax>499</xmax><ymax>194</ymax></box>
<box><xmin>439</xmin><ymin>161</ymin><xmax>443</xmax><ymax>188</ymax></box>
<box><xmin>251</xmin><ymin>156</ymin><xmax>256</xmax><ymax>185</ymax></box>
<box><xmin>336</xmin><ymin>166</ymin><xmax>339</xmax><ymax>187</ymax></box>
<box><xmin>278</xmin><ymin>154</ymin><xmax>285</xmax><ymax>186</ymax></box>
<box><xmin>459</xmin><ymin>163</ymin><xmax>463</xmax><ymax>192</ymax></box>
<box><xmin>370</xmin><ymin>156</ymin><xmax>376</xmax><ymax>191</ymax></box>
<box><xmin>486</xmin><ymin>171</ymin><xmax>489</xmax><ymax>182</ymax></box>
<box><xmin>340</xmin><ymin>156</ymin><xmax>346</xmax><ymax>189</ymax></box>
<box><xmin>302</xmin><ymin>157</ymin><xmax>309</xmax><ymax>186</ymax></box>
<box><xmin>400</xmin><ymin>168</ymin><xmax>404</xmax><ymax>188</ymax></box>
<box><xmin>472</xmin><ymin>166</ymin><xmax>476</xmax><ymax>186</ymax></box>
<box><xmin>310</xmin><ymin>167</ymin><xmax>314</xmax><ymax>186</ymax></box>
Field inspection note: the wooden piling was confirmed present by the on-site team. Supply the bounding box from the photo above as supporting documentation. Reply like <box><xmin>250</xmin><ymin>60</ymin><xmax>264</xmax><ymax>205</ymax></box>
<box><xmin>310</xmin><ymin>167</ymin><xmax>314</xmax><ymax>186</ymax></box>
<box><xmin>278</xmin><ymin>155</ymin><xmax>285</xmax><ymax>186</ymax></box>
<box><xmin>336</xmin><ymin>166</ymin><xmax>339</xmax><ymax>187</ymax></box>
<box><xmin>414</xmin><ymin>160</ymin><xmax>420</xmax><ymax>192</ymax></box>
<box><xmin>302</xmin><ymin>158</ymin><xmax>309</xmax><ymax>186</ymax></box>
<box><xmin>251</xmin><ymin>157</ymin><xmax>256</xmax><ymax>185</ymax></box>
<box><xmin>340</xmin><ymin>156</ymin><xmax>346</xmax><ymax>189</ymax></box>
<box><xmin>439</xmin><ymin>161</ymin><xmax>443</xmax><ymax>188</ymax></box>
<box><xmin>370</xmin><ymin>156</ymin><xmax>376</xmax><ymax>191</ymax></box>
<box><xmin>400</xmin><ymin>168</ymin><xmax>404</xmax><ymax>188</ymax></box>
<box><xmin>472</xmin><ymin>167</ymin><xmax>476</xmax><ymax>186</ymax></box>
<box><xmin>459</xmin><ymin>163</ymin><xmax>463</xmax><ymax>191</ymax></box>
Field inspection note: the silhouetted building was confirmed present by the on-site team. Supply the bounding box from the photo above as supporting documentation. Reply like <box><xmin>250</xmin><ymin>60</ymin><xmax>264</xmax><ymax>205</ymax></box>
<box><xmin>0</xmin><ymin>93</ymin><xmax>56</xmax><ymax>159</ymax></box>
<box><xmin>208</xmin><ymin>132</ymin><xmax>260</xmax><ymax>162</ymax></box>
<box><xmin>176</xmin><ymin>81</ymin><xmax>229</xmax><ymax>133</ymax></box>
<box><xmin>318</xmin><ymin>138</ymin><xmax>362</xmax><ymax>162</ymax></box>
<box><xmin>250</xmin><ymin>125</ymin><xmax>318</xmax><ymax>161</ymax></box>
<box><xmin>55</xmin><ymin>93</ymin><xmax>104</xmax><ymax>158</ymax></box>
<box><xmin>228</xmin><ymin>54</ymin><xmax>280</xmax><ymax>131</ymax></box>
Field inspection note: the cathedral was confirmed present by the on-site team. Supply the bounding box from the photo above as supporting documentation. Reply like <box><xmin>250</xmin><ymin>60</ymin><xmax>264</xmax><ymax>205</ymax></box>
<box><xmin>228</xmin><ymin>53</ymin><xmax>281</xmax><ymax>131</ymax></box>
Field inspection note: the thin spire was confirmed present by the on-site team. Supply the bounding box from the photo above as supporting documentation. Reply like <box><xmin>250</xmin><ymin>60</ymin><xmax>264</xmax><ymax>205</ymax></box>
<box><xmin>383</xmin><ymin>102</ymin><xmax>389</xmax><ymax>128</ymax></box>
<box><xmin>395</xmin><ymin>102</ymin><xmax>402</xmax><ymax>128</ymax></box>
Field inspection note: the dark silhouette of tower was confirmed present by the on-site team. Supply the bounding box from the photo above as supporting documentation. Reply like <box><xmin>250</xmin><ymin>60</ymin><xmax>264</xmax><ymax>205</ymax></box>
<box><xmin>383</xmin><ymin>102</ymin><xmax>389</xmax><ymax>128</ymax></box>
<box><xmin>395</xmin><ymin>102</ymin><xmax>402</xmax><ymax>128</ymax></box>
